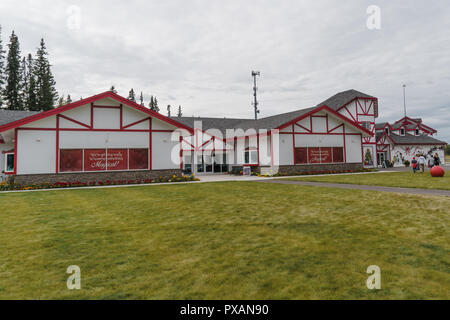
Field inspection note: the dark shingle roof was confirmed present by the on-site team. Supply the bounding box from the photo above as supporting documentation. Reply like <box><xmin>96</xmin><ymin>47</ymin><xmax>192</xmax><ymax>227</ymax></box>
<box><xmin>0</xmin><ymin>110</ymin><xmax>39</xmax><ymax>127</ymax></box>
<box><xmin>172</xmin><ymin>106</ymin><xmax>317</xmax><ymax>134</ymax></box>
<box><xmin>316</xmin><ymin>89</ymin><xmax>378</xmax><ymax>117</ymax></box>
<box><xmin>173</xmin><ymin>89</ymin><xmax>374</xmax><ymax>134</ymax></box>
<box><xmin>389</xmin><ymin>134</ymin><xmax>446</xmax><ymax>145</ymax></box>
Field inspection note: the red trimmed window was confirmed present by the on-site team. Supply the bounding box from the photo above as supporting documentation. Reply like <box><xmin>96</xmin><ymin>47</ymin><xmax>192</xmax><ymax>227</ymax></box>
<box><xmin>294</xmin><ymin>147</ymin><xmax>308</xmax><ymax>164</ymax></box>
<box><xmin>295</xmin><ymin>147</ymin><xmax>344</xmax><ymax>164</ymax></box>
<box><xmin>60</xmin><ymin>149</ymin><xmax>83</xmax><ymax>172</ymax></box>
<box><xmin>59</xmin><ymin>148</ymin><xmax>148</xmax><ymax>172</ymax></box>
<box><xmin>129</xmin><ymin>148</ymin><xmax>149</xmax><ymax>170</ymax></box>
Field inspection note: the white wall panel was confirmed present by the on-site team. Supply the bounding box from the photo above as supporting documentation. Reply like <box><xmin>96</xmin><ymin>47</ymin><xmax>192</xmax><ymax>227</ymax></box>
<box><xmin>93</xmin><ymin>108</ymin><xmax>120</xmax><ymax>129</ymax></box>
<box><xmin>345</xmin><ymin>135</ymin><xmax>362</xmax><ymax>163</ymax></box>
<box><xmin>59</xmin><ymin>131</ymin><xmax>149</xmax><ymax>149</ymax></box>
<box><xmin>17</xmin><ymin>130</ymin><xmax>56</xmax><ymax>174</ymax></box>
<box><xmin>152</xmin><ymin>131</ymin><xmax>180</xmax><ymax>169</ymax></box>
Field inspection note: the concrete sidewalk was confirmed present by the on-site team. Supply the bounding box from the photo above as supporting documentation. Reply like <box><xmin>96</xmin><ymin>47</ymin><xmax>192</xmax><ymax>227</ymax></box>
<box><xmin>260</xmin><ymin>179</ymin><xmax>450</xmax><ymax>197</ymax></box>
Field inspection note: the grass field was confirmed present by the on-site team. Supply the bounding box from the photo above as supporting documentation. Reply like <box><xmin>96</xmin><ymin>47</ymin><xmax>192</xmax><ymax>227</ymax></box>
<box><xmin>0</xmin><ymin>182</ymin><xmax>449</xmax><ymax>299</ymax></box>
<box><xmin>288</xmin><ymin>171</ymin><xmax>450</xmax><ymax>190</ymax></box>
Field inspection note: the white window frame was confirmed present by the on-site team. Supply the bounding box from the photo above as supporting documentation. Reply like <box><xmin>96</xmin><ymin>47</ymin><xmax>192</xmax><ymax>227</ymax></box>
<box><xmin>244</xmin><ymin>149</ymin><xmax>258</xmax><ymax>165</ymax></box>
<box><xmin>415</xmin><ymin>128</ymin><xmax>420</xmax><ymax>136</ymax></box>
<box><xmin>400</xmin><ymin>128</ymin><xmax>405</xmax><ymax>136</ymax></box>
<box><xmin>4</xmin><ymin>152</ymin><xmax>15</xmax><ymax>173</ymax></box>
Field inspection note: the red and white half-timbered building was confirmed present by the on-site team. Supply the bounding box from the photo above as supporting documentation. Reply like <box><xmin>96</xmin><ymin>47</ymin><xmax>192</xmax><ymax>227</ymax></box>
<box><xmin>1</xmin><ymin>89</ymin><xmax>404</xmax><ymax>183</ymax></box>
<box><xmin>375</xmin><ymin>117</ymin><xmax>446</xmax><ymax>167</ymax></box>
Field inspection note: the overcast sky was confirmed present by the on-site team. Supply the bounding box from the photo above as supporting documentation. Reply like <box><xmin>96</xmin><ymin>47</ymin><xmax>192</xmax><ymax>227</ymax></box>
<box><xmin>1</xmin><ymin>0</ymin><xmax>449</xmax><ymax>140</ymax></box>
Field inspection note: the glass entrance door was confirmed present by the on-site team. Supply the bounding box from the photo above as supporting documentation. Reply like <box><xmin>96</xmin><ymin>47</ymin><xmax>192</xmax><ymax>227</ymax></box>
<box><xmin>193</xmin><ymin>152</ymin><xmax>229</xmax><ymax>174</ymax></box>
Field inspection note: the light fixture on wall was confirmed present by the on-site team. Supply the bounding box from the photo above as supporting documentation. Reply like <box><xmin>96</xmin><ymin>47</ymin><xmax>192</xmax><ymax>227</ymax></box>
<box><xmin>36</xmin><ymin>138</ymin><xmax>41</xmax><ymax>142</ymax></box>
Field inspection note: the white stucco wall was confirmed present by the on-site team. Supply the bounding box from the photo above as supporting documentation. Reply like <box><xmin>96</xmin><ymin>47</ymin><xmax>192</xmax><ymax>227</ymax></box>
<box><xmin>17</xmin><ymin>130</ymin><xmax>56</xmax><ymax>174</ymax></box>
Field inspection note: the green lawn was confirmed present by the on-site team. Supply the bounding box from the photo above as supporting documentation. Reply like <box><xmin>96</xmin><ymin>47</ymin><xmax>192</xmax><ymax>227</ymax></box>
<box><xmin>287</xmin><ymin>171</ymin><xmax>450</xmax><ymax>190</ymax></box>
<box><xmin>0</xmin><ymin>182</ymin><xmax>449</xmax><ymax>299</ymax></box>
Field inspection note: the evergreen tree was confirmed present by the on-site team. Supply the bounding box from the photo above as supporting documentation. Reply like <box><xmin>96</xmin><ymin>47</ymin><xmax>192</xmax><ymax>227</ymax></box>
<box><xmin>139</xmin><ymin>91</ymin><xmax>144</xmax><ymax>106</ymax></box>
<box><xmin>177</xmin><ymin>105</ymin><xmax>182</xmax><ymax>117</ymax></box>
<box><xmin>34</xmin><ymin>38</ymin><xmax>58</xmax><ymax>110</ymax></box>
<box><xmin>148</xmin><ymin>95</ymin><xmax>159</xmax><ymax>112</ymax></box>
<box><xmin>19</xmin><ymin>56</ymin><xmax>27</xmax><ymax>109</ymax></box>
<box><xmin>0</xmin><ymin>25</ymin><xmax>6</xmax><ymax>107</ymax></box>
<box><xmin>3</xmin><ymin>31</ymin><xmax>23</xmax><ymax>110</ymax></box>
<box><xmin>25</xmin><ymin>54</ymin><xmax>38</xmax><ymax>111</ymax></box>
<box><xmin>110</xmin><ymin>85</ymin><xmax>117</xmax><ymax>93</ymax></box>
<box><xmin>58</xmin><ymin>95</ymin><xmax>65</xmax><ymax>107</ymax></box>
<box><xmin>66</xmin><ymin>94</ymin><xmax>72</xmax><ymax>104</ymax></box>
<box><xmin>167</xmin><ymin>104</ymin><xmax>171</xmax><ymax>117</ymax></box>
<box><xmin>127</xmin><ymin>88</ymin><xmax>136</xmax><ymax>102</ymax></box>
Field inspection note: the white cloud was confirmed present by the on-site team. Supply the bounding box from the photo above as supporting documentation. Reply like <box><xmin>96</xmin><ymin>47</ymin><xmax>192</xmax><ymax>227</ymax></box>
<box><xmin>0</xmin><ymin>0</ymin><xmax>449</xmax><ymax>141</ymax></box>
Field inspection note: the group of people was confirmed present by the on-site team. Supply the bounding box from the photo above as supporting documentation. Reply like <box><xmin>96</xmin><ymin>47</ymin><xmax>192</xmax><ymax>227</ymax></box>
<box><xmin>411</xmin><ymin>153</ymin><xmax>441</xmax><ymax>173</ymax></box>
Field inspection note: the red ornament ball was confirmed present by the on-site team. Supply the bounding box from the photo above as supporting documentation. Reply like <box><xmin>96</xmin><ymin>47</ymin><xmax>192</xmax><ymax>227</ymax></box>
<box><xmin>430</xmin><ymin>166</ymin><xmax>445</xmax><ymax>177</ymax></box>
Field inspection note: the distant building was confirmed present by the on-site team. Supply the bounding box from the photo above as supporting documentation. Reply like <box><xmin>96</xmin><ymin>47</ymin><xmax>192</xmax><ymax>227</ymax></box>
<box><xmin>375</xmin><ymin>117</ymin><xmax>446</xmax><ymax>167</ymax></box>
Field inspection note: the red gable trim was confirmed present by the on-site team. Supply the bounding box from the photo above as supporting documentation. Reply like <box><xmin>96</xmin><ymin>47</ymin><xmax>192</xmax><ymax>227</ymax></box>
<box><xmin>0</xmin><ymin>91</ymin><xmax>194</xmax><ymax>134</ymax></box>
<box><xmin>277</xmin><ymin>105</ymin><xmax>374</xmax><ymax>136</ymax></box>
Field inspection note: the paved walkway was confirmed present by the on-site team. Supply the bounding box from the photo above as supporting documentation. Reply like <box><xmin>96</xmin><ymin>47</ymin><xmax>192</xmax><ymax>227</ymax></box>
<box><xmin>260</xmin><ymin>179</ymin><xmax>450</xmax><ymax>197</ymax></box>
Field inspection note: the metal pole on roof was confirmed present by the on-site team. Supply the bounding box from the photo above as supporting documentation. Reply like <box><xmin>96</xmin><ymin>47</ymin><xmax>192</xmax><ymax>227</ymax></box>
<box><xmin>251</xmin><ymin>71</ymin><xmax>260</xmax><ymax>120</ymax></box>
<box><xmin>403</xmin><ymin>84</ymin><xmax>407</xmax><ymax>118</ymax></box>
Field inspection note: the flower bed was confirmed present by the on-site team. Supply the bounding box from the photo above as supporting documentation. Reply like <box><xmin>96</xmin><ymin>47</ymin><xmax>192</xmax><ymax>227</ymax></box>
<box><xmin>0</xmin><ymin>174</ymin><xmax>199</xmax><ymax>192</ymax></box>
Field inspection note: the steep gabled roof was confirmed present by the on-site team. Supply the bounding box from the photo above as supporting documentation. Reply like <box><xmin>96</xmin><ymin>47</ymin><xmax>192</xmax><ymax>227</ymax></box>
<box><xmin>387</xmin><ymin>133</ymin><xmax>446</xmax><ymax>145</ymax></box>
<box><xmin>316</xmin><ymin>89</ymin><xmax>378</xmax><ymax>117</ymax></box>
<box><xmin>0</xmin><ymin>91</ymin><xmax>193</xmax><ymax>133</ymax></box>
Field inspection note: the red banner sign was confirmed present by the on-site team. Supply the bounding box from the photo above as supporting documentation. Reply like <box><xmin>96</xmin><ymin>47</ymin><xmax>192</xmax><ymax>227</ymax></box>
<box><xmin>107</xmin><ymin>149</ymin><xmax>128</xmax><ymax>171</ymax></box>
<box><xmin>84</xmin><ymin>149</ymin><xmax>106</xmax><ymax>171</ymax></box>
<box><xmin>320</xmin><ymin>147</ymin><xmax>332</xmax><ymax>163</ymax></box>
<box><xmin>308</xmin><ymin>147</ymin><xmax>321</xmax><ymax>163</ymax></box>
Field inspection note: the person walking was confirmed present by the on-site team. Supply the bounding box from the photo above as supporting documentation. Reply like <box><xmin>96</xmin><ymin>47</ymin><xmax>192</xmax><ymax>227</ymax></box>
<box><xmin>411</xmin><ymin>157</ymin><xmax>418</xmax><ymax>173</ymax></box>
<box><xmin>434</xmin><ymin>153</ymin><xmax>441</xmax><ymax>166</ymax></box>
<box><xmin>428</xmin><ymin>153</ymin><xmax>435</xmax><ymax>168</ymax></box>
<box><xmin>418</xmin><ymin>154</ymin><xmax>426</xmax><ymax>173</ymax></box>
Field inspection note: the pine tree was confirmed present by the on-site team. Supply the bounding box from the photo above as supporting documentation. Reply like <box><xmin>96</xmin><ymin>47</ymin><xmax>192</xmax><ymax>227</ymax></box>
<box><xmin>0</xmin><ymin>25</ymin><xmax>6</xmax><ymax>107</ymax></box>
<box><xmin>4</xmin><ymin>31</ymin><xmax>23</xmax><ymax>110</ymax></box>
<box><xmin>34</xmin><ymin>38</ymin><xmax>57</xmax><ymax>111</ymax></box>
<box><xmin>58</xmin><ymin>95</ymin><xmax>65</xmax><ymax>107</ymax></box>
<box><xmin>19</xmin><ymin>56</ymin><xmax>27</xmax><ymax>109</ymax></box>
<box><xmin>177</xmin><ymin>105</ymin><xmax>182</xmax><ymax>117</ymax></box>
<box><xmin>139</xmin><ymin>91</ymin><xmax>144</xmax><ymax>106</ymax></box>
<box><xmin>66</xmin><ymin>94</ymin><xmax>72</xmax><ymax>104</ymax></box>
<box><xmin>167</xmin><ymin>105</ymin><xmax>171</xmax><ymax>117</ymax></box>
<box><xmin>110</xmin><ymin>85</ymin><xmax>117</xmax><ymax>93</ymax></box>
<box><xmin>148</xmin><ymin>95</ymin><xmax>160</xmax><ymax>112</ymax></box>
<box><xmin>127</xmin><ymin>88</ymin><xmax>136</xmax><ymax>102</ymax></box>
<box><xmin>25</xmin><ymin>54</ymin><xmax>38</xmax><ymax>111</ymax></box>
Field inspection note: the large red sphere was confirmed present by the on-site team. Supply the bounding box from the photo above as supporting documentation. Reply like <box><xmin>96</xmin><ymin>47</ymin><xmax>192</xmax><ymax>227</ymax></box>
<box><xmin>430</xmin><ymin>166</ymin><xmax>445</xmax><ymax>177</ymax></box>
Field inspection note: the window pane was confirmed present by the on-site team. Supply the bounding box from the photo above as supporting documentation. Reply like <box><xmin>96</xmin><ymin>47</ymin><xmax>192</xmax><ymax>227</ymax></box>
<box><xmin>244</xmin><ymin>151</ymin><xmax>249</xmax><ymax>164</ymax></box>
<box><xmin>251</xmin><ymin>151</ymin><xmax>258</xmax><ymax>164</ymax></box>
<box><xmin>60</xmin><ymin>149</ymin><xmax>83</xmax><ymax>172</ymax></box>
<box><xmin>129</xmin><ymin>149</ymin><xmax>149</xmax><ymax>170</ymax></box>
<box><xmin>6</xmin><ymin>154</ymin><xmax>14</xmax><ymax>172</ymax></box>
<box><xmin>332</xmin><ymin>147</ymin><xmax>344</xmax><ymax>163</ymax></box>
<box><xmin>294</xmin><ymin>147</ymin><xmax>308</xmax><ymax>164</ymax></box>
<box><xmin>320</xmin><ymin>147</ymin><xmax>332</xmax><ymax>163</ymax></box>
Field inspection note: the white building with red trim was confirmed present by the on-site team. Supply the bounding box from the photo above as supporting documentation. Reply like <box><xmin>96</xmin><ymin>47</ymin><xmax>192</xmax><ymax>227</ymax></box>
<box><xmin>375</xmin><ymin>117</ymin><xmax>446</xmax><ymax>167</ymax></box>
<box><xmin>0</xmin><ymin>89</ymin><xmax>380</xmax><ymax>183</ymax></box>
